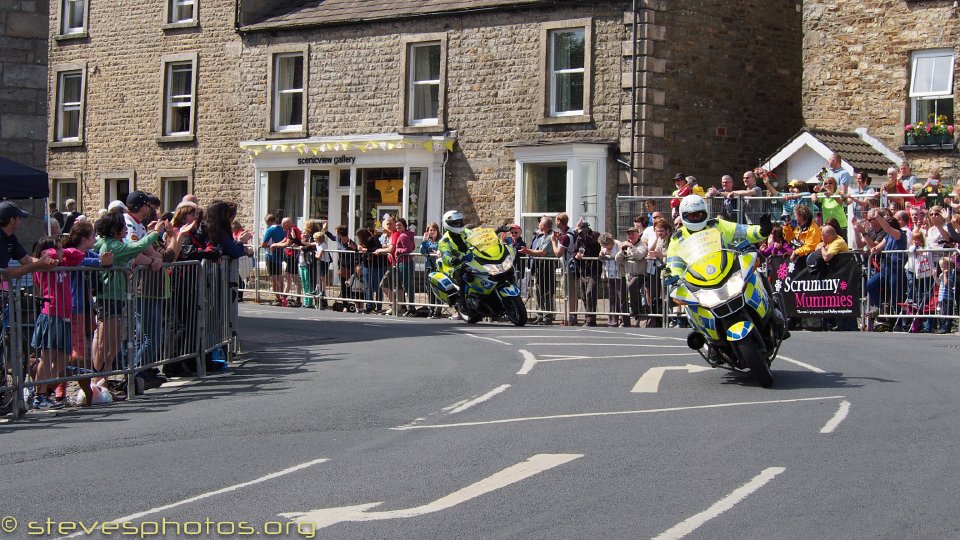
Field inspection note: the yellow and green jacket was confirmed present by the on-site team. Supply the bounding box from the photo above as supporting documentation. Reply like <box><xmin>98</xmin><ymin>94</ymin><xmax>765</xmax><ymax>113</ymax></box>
<box><xmin>665</xmin><ymin>219</ymin><xmax>765</xmax><ymax>278</ymax></box>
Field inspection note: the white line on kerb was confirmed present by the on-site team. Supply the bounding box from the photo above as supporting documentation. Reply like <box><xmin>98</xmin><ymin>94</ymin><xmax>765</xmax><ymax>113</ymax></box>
<box><xmin>391</xmin><ymin>396</ymin><xmax>846</xmax><ymax>430</ymax></box>
<box><xmin>778</xmin><ymin>354</ymin><xmax>825</xmax><ymax>374</ymax></box>
<box><xmin>819</xmin><ymin>400</ymin><xmax>851</xmax><ymax>433</ymax></box>
<box><xmin>463</xmin><ymin>333</ymin><xmax>511</xmax><ymax>346</ymax></box>
<box><xmin>56</xmin><ymin>458</ymin><xmax>330</xmax><ymax>539</ymax></box>
<box><xmin>652</xmin><ymin>467</ymin><xmax>786</xmax><ymax>540</ymax></box>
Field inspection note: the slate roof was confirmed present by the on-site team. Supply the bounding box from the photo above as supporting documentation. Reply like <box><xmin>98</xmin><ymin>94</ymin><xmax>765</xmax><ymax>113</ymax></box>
<box><xmin>765</xmin><ymin>128</ymin><xmax>896</xmax><ymax>175</ymax></box>
<box><xmin>242</xmin><ymin>0</ymin><xmax>564</xmax><ymax>31</ymax></box>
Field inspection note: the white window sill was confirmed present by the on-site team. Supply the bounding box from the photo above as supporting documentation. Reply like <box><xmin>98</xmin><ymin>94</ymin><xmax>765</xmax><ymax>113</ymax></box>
<box><xmin>49</xmin><ymin>140</ymin><xmax>84</xmax><ymax>148</ymax></box>
<box><xmin>55</xmin><ymin>31</ymin><xmax>89</xmax><ymax>41</ymax></box>
<box><xmin>157</xmin><ymin>134</ymin><xmax>195</xmax><ymax>143</ymax></box>
<box><xmin>163</xmin><ymin>20</ymin><xmax>198</xmax><ymax>31</ymax></box>
<box><xmin>539</xmin><ymin>114</ymin><xmax>592</xmax><ymax>126</ymax></box>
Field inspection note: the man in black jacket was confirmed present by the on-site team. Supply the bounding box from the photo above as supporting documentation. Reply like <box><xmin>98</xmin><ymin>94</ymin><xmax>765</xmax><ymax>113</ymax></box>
<box><xmin>572</xmin><ymin>220</ymin><xmax>601</xmax><ymax>326</ymax></box>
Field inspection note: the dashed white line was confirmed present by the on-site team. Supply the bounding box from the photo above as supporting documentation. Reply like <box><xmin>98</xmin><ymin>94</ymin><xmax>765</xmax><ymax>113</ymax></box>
<box><xmin>778</xmin><ymin>354</ymin><xmax>826</xmax><ymax>374</ymax></box>
<box><xmin>446</xmin><ymin>384</ymin><xmax>511</xmax><ymax>414</ymax></box>
<box><xmin>391</xmin><ymin>395</ymin><xmax>846</xmax><ymax>430</ymax></box>
<box><xmin>652</xmin><ymin>467</ymin><xmax>786</xmax><ymax>540</ymax></box>
<box><xmin>819</xmin><ymin>400</ymin><xmax>851</xmax><ymax>433</ymax></box>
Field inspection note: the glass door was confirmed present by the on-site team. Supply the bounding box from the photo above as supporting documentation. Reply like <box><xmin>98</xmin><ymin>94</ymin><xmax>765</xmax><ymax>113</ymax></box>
<box><xmin>309</xmin><ymin>170</ymin><xmax>330</xmax><ymax>221</ymax></box>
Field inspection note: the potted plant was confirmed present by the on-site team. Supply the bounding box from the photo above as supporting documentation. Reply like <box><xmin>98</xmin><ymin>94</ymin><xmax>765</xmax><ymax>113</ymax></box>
<box><xmin>928</xmin><ymin>114</ymin><xmax>954</xmax><ymax>145</ymax></box>
<box><xmin>905</xmin><ymin>122</ymin><xmax>928</xmax><ymax>145</ymax></box>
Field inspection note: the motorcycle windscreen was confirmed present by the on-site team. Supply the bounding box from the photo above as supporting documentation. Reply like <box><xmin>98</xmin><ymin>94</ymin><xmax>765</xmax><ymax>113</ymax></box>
<box><xmin>678</xmin><ymin>229</ymin><xmax>733</xmax><ymax>287</ymax></box>
<box><xmin>467</xmin><ymin>228</ymin><xmax>506</xmax><ymax>260</ymax></box>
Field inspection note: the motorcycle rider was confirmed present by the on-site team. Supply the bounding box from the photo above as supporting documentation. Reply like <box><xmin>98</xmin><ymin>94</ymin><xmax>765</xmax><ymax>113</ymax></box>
<box><xmin>438</xmin><ymin>210</ymin><xmax>473</xmax><ymax>303</ymax></box>
<box><xmin>664</xmin><ymin>195</ymin><xmax>789</xmax><ymax>351</ymax></box>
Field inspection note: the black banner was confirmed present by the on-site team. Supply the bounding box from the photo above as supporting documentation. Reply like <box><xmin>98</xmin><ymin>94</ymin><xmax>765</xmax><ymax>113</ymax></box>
<box><xmin>766</xmin><ymin>253</ymin><xmax>862</xmax><ymax>317</ymax></box>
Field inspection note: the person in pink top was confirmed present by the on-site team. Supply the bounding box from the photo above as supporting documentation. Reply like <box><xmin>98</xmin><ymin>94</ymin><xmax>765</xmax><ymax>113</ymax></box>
<box><xmin>30</xmin><ymin>237</ymin><xmax>85</xmax><ymax>410</ymax></box>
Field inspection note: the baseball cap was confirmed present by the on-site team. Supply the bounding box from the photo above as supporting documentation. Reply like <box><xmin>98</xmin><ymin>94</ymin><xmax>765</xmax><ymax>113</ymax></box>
<box><xmin>107</xmin><ymin>200</ymin><xmax>128</xmax><ymax>212</ymax></box>
<box><xmin>787</xmin><ymin>179</ymin><xmax>803</xmax><ymax>188</ymax></box>
<box><xmin>508</xmin><ymin>223</ymin><xmax>521</xmax><ymax>231</ymax></box>
<box><xmin>673</xmin><ymin>173</ymin><xmax>687</xmax><ymax>182</ymax></box>
<box><xmin>0</xmin><ymin>201</ymin><xmax>29</xmax><ymax>221</ymax></box>
<box><xmin>126</xmin><ymin>190</ymin><xmax>160</xmax><ymax>210</ymax></box>
<box><xmin>626</xmin><ymin>226</ymin><xmax>640</xmax><ymax>233</ymax></box>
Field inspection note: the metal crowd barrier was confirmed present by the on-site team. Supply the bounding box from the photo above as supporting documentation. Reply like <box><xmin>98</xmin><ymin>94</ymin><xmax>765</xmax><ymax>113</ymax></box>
<box><xmin>2</xmin><ymin>256</ymin><xmax>240</xmax><ymax>418</ymax></box>
<box><xmin>865</xmin><ymin>248</ymin><xmax>959</xmax><ymax>333</ymax></box>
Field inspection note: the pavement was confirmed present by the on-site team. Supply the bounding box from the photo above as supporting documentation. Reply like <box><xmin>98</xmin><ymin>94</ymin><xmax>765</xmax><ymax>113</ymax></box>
<box><xmin>1</xmin><ymin>303</ymin><xmax>958</xmax><ymax>539</ymax></box>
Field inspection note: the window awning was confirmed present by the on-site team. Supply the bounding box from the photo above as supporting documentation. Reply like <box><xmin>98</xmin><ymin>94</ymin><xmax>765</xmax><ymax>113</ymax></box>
<box><xmin>240</xmin><ymin>133</ymin><xmax>455</xmax><ymax>158</ymax></box>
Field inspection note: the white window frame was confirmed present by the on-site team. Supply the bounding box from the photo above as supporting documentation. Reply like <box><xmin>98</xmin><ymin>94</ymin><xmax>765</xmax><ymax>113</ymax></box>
<box><xmin>512</xmin><ymin>144</ymin><xmax>607</xmax><ymax>237</ymax></box>
<box><xmin>168</xmin><ymin>0</ymin><xmax>195</xmax><ymax>24</ymax></box>
<box><xmin>100</xmin><ymin>172</ymin><xmax>136</xmax><ymax>208</ymax></box>
<box><xmin>52</xmin><ymin>177</ymin><xmax>80</xmax><ymax>211</ymax></box>
<box><xmin>159</xmin><ymin>53</ymin><xmax>198</xmax><ymax>140</ymax></box>
<box><xmin>158</xmin><ymin>169</ymin><xmax>194</xmax><ymax>210</ymax></box>
<box><xmin>272</xmin><ymin>53</ymin><xmax>305</xmax><ymax>132</ymax></box>
<box><xmin>60</xmin><ymin>0</ymin><xmax>87</xmax><ymax>36</ymax></box>
<box><xmin>54</xmin><ymin>68</ymin><xmax>85</xmax><ymax>143</ymax></box>
<box><xmin>909</xmin><ymin>49</ymin><xmax>955</xmax><ymax>124</ymax></box>
<box><xmin>407</xmin><ymin>42</ymin><xmax>441</xmax><ymax>127</ymax></box>
<box><xmin>549</xmin><ymin>28</ymin><xmax>586</xmax><ymax>117</ymax></box>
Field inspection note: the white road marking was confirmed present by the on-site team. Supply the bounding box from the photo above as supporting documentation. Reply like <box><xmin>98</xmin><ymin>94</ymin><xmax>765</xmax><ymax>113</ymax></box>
<box><xmin>463</xmin><ymin>333</ymin><xmax>511</xmax><ymax>346</ymax></box>
<box><xmin>391</xmin><ymin>395</ymin><xmax>846</xmax><ymax>430</ymax></box>
<box><xmin>279</xmin><ymin>454</ymin><xmax>582</xmax><ymax>529</ymax></box>
<box><xmin>525</xmin><ymin>342</ymin><xmax>689</xmax><ymax>348</ymax></box>
<box><xmin>652</xmin><ymin>467</ymin><xmax>786</xmax><ymax>540</ymax></box>
<box><xmin>517</xmin><ymin>349</ymin><xmax>538</xmax><ymax>375</ymax></box>
<box><xmin>518</xmin><ymin>351</ymin><xmax>701</xmax><ymax>375</ymax></box>
<box><xmin>819</xmin><ymin>400</ymin><xmax>851</xmax><ymax>434</ymax></box>
<box><xmin>56</xmin><ymin>458</ymin><xmax>330</xmax><ymax>539</ymax></box>
<box><xmin>446</xmin><ymin>384</ymin><xmax>511</xmax><ymax>414</ymax></box>
<box><xmin>777</xmin><ymin>354</ymin><xmax>825</xmax><ymax>374</ymax></box>
<box><xmin>631</xmin><ymin>365</ymin><xmax>714</xmax><ymax>393</ymax></box>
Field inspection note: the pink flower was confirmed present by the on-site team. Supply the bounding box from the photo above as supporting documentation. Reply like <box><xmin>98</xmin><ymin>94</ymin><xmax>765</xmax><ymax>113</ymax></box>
<box><xmin>925</xmin><ymin>125</ymin><xmax>932</xmax><ymax>133</ymax></box>
<box><xmin>949</xmin><ymin>125</ymin><xmax>955</xmax><ymax>135</ymax></box>
<box><xmin>905</xmin><ymin>124</ymin><xmax>913</xmax><ymax>132</ymax></box>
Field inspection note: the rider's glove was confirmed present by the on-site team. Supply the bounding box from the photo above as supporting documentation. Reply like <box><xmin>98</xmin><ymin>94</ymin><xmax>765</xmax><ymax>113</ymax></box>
<box><xmin>461</xmin><ymin>252</ymin><xmax>474</xmax><ymax>263</ymax></box>
<box><xmin>664</xmin><ymin>275</ymin><xmax>679</xmax><ymax>287</ymax></box>
<box><xmin>758</xmin><ymin>214</ymin><xmax>773</xmax><ymax>237</ymax></box>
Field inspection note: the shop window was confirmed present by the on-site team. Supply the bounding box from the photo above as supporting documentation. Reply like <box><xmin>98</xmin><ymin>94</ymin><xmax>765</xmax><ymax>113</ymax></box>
<box><xmin>310</xmin><ymin>171</ymin><xmax>330</xmax><ymax>219</ymax></box>
<box><xmin>910</xmin><ymin>49</ymin><xmax>955</xmax><ymax>129</ymax></box>
<box><xmin>520</xmin><ymin>162</ymin><xmax>567</xmax><ymax>233</ymax></box>
<box><xmin>272</xmin><ymin>53</ymin><xmax>305</xmax><ymax>132</ymax></box>
<box><xmin>267</xmin><ymin>170</ymin><xmax>305</xmax><ymax>225</ymax></box>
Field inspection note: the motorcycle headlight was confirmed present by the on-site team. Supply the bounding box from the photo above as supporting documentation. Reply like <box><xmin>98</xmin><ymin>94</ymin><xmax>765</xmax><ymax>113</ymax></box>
<box><xmin>482</xmin><ymin>258</ymin><xmax>513</xmax><ymax>275</ymax></box>
<box><xmin>692</xmin><ymin>274</ymin><xmax>745</xmax><ymax>309</ymax></box>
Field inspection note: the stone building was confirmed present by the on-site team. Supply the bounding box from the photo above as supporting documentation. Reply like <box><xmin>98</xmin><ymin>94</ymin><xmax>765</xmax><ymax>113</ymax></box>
<box><xmin>802</xmin><ymin>0</ymin><xmax>958</xmax><ymax>180</ymax></box>
<box><xmin>47</xmin><ymin>0</ymin><xmax>802</xmax><ymax>238</ymax></box>
<box><xmin>2</xmin><ymin>0</ymin><xmax>48</xmax><ymax>169</ymax></box>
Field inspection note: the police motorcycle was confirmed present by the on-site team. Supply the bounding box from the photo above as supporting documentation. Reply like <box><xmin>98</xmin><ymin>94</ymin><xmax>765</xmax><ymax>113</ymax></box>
<box><xmin>668</xmin><ymin>214</ymin><xmax>788</xmax><ymax>388</ymax></box>
<box><xmin>427</xmin><ymin>226</ymin><xmax>528</xmax><ymax>326</ymax></box>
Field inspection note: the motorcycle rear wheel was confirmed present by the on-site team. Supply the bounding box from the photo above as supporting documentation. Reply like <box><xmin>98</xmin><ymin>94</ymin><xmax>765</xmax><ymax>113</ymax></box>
<box><xmin>732</xmin><ymin>331</ymin><xmax>774</xmax><ymax>387</ymax></box>
<box><xmin>503</xmin><ymin>296</ymin><xmax>527</xmax><ymax>327</ymax></box>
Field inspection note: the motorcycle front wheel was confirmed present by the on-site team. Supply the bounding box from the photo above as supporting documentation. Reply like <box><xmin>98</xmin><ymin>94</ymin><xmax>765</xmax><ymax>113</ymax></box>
<box><xmin>503</xmin><ymin>295</ymin><xmax>527</xmax><ymax>327</ymax></box>
<box><xmin>732</xmin><ymin>331</ymin><xmax>774</xmax><ymax>388</ymax></box>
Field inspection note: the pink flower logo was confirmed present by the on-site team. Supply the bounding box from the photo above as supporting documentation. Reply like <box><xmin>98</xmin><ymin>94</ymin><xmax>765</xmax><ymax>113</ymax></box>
<box><xmin>840</xmin><ymin>280</ymin><xmax>847</xmax><ymax>291</ymax></box>
<box><xmin>777</xmin><ymin>263</ymin><xmax>789</xmax><ymax>280</ymax></box>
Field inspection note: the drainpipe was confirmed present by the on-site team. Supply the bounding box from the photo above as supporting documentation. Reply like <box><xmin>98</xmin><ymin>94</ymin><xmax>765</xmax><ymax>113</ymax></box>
<box><xmin>629</xmin><ymin>0</ymin><xmax>638</xmax><ymax>196</ymax></box>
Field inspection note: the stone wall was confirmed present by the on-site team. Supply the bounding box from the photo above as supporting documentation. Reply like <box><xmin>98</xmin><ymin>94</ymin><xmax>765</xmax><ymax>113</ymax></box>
<box><xmin>46</xmin><ymin>0</ymin><xmax>250</xmax><ymax>220</ymax></box>
<box><xmin>632</xmin><ymin>0</ymin><xmax>804</xmax><ymax>194</ymax></box>
<box><xmin>802</xmin><ymin>0</ymin><xmax>959</xmax><ymax>180</ymax></box>
<box><xmin>1</xmin><ymin>0</ymin><xmax>48</xmax><ymax>169</ymax></box>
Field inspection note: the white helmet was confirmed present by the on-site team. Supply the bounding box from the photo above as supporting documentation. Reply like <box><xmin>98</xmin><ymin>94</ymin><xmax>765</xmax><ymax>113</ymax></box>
<box><xmin>442</xmin><ymin>210</ymin><xmax>465</xmax><ymax>234</ymax></box>
<box><xmin>679</xmin><ymin>194</ymin><xmax>709</xmax><ymax>232</ymax></box>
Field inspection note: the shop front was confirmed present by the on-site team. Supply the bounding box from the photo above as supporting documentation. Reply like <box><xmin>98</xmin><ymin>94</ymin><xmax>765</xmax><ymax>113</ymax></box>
<box><xmin>241</xmin><ymin>134</ymin><xmax>454</xmax><ymax>240</ymax></box>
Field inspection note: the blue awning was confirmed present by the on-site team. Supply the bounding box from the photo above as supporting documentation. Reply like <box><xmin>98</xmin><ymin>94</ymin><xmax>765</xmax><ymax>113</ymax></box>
<box><xmin>0</xmin><ymin>156</ymin><xmax>49</xmax><ymax>199</ymax></box>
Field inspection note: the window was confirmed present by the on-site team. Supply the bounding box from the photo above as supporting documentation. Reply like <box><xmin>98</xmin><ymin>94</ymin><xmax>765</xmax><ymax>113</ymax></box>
<box><xmin>549</xmin><ymin>29</ymin><xmax>585</xmax><ymax>116</ymax></box>
<box><xmin>910</xmin><ymin>49</ymin><xmax>955</xmax><ymax>126</ymax></box>
<box><xmin>513</xmin><ymin>144</ymin><xmax>607</xmax><ymax>236</ymax></box>
<box><xmin>102</xmin><ymin>173</ymin><xmax>134</xmax><ymax>207</ymax></box>
<box><xmin>55</xmin><ymin>70</ymin><xmax>84</xmax><ymax>142</ymax></box>
<box><xmin>53</xmin><ymin>179</ymin><xmax>79</xmax><ymax>210</ymax></box>
<box><xmin>162</xmin><ymin>177</ymin><xmax>189</xmax><ymax>210</ymax></box>
<box><xmin>168</xmin><ymin>0</ymin><xmax>195</xmax><ymax>24</ymax></box>
<box><xmin>407</xmin><ymin>43</ymin><xmax>441</xmax><ymax>126</ymax></box>
<box><xmin>273</xmin><ymin>53</ymin><xmax>304</xmax><ymax>132</ymax></box>
<box><xmin>267</xmin><ymin>170</ymin><xmax>305</xmax><ymax>226</ymax></box>
<box><xmin>163</xmin><ymin>61</ymin><xmax>196</xmax><ymax>136</ymax></box>
<box><xmin>309</xmin><ymin>171</ymin><xmax>329</xmax><ymax>219</ymax></box>
<box><xmin>540</xmin><ymin>20</ymin><xmax>592</xmax><ymax>123</ymax></box>
<box><xmin>60</xmin><ymin>0</ymin><xmax>86</xmax><ymax>35</ymax></box>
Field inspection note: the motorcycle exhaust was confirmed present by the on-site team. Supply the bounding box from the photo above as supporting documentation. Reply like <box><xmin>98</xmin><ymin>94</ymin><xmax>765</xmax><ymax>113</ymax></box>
<box><xmin>686</xmin><ymin>331</ymin><xmax>706</xmax><ymax>351</ymax></box>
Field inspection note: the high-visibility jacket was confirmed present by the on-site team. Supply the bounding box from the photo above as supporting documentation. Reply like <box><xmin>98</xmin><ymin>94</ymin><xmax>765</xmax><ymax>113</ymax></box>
<box><xmin>665</xmin><ymin>218</ymin><xmax>765</xmax><ymax>277</ymax></box>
